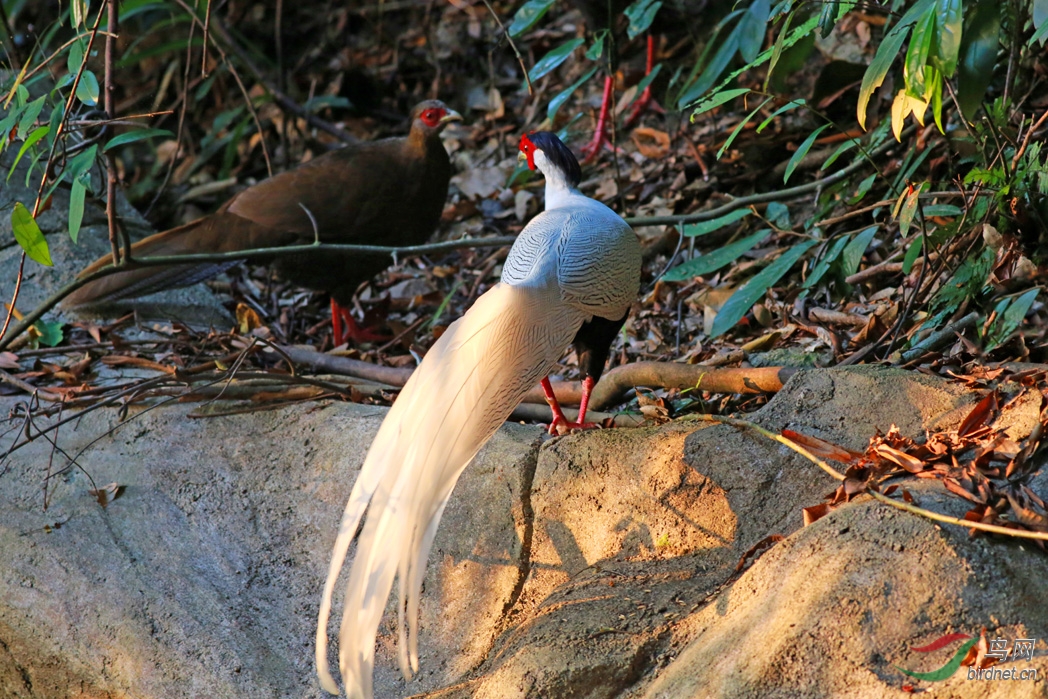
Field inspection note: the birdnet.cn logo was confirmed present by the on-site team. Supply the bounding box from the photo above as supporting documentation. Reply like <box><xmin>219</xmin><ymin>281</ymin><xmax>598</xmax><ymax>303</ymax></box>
<box><xmin>895</xmin><ymin>631</ymin><xmax>1040</xmax><ymax>687</ymax></box>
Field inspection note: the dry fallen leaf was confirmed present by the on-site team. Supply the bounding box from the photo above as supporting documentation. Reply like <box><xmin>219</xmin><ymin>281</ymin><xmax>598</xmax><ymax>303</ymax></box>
<box><xmin>88</xmin><ymin>482</ymin><xmax>124</xmax><ymax>509</ymax></box>
<box><xmin>236</xmin><ymin>303</ymin><xmax>264</xmax><ymax>334</ymax></box>
<box><xmin>631</xmin><ymin>127</ymin><xmax>671</xmax><ymax>159</ymax></box>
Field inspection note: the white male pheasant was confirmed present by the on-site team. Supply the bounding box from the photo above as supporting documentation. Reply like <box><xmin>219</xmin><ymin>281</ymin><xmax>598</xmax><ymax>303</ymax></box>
<box><xmin>315</xmin><ymin>131</ymin><xmax>642</xmax><ymax>698</ymax></box>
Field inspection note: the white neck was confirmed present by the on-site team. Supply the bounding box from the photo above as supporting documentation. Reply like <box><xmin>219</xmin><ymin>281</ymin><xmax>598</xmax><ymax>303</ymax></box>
<box><xmin>534</xmin><ymin>150</ymin><xmax>578</xmax><ymax>210</ymax></box>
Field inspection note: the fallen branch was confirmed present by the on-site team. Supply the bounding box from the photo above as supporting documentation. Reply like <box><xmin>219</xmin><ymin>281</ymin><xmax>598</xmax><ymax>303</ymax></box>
<box><xmin>524</xmin><ymin>363</ymin><xmax>796</xmax><ymax>411</ymax></box>
<box><xmin>277</xmin><ymin>347</ymin><xmax>793</xmax><ymax>409</ymax></box>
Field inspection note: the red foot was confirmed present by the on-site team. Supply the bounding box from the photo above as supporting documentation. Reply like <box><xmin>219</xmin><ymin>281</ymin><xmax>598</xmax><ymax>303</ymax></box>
<box><xmin>540</xmin><ymin>375</ymin><xmax>599</xmax><ymax>435</ymax></box>
<box><xmin>331</xmin><ymin>299</ymin><xmax>390</xmax><ymax>346</ymax></box>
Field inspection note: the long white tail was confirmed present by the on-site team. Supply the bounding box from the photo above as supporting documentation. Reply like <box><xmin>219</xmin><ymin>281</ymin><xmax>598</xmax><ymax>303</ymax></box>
<box><xmin>316</xmin><ymin>282</ymin><xmax>585</xmax><ymax>698</ymax></box>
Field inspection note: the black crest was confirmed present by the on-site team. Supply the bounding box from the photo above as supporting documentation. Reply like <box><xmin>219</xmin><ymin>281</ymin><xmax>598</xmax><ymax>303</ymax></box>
<box><xmin>528</xmin><ymin>131</ymin><xmax>582</xmax><ymax>188</ymax></box>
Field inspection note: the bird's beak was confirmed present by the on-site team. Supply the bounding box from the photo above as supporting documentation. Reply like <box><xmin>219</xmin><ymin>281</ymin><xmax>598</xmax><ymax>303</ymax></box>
<box><xmin>439</xmin><ymin>109</ymin><xmax>463</xmax><ymax>125</ymax></box>
<box><xmin>517</xmin><ymin>151</ymin><xmax>527</xmax><ymax>163</ymax></box>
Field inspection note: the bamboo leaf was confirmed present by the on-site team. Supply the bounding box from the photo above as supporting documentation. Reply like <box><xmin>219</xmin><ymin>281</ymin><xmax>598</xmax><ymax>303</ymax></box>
<box><xmin>718</xmin><ymin>98</ymin><xmax>771</xmax><ymax>159</ymax></box>
<box><xmin>528</xmin><ymin>38</ymin><xmax>584</xmax><ymax>83</ymax></box>
<box><xmin>508</xmin><ymin>0</ymin><xmax>556</xmax><ymax>37</ymax></box>
<box><xmin>624</xmin><ymin>0</ymin><xmax>663</xmax><ymax>40</ymax></box>
<box><xmin>663</xmin><ymin>230</ymin><xmax>770</xmax><ymax>281</ymax></box>
<box><xmin>711</xmin><ymin>240</ymin><xmax>818</xmax><ymax>337</ymax></box>
<box><xmin>784</xmin><ymin>124</ymin><xmax>830</xmax><ymax>183</ymax></box>
<box><xmin>104</xmin><ymin>127</ymin><xmax>175</xmax><ymax>151</ymax></box>
<box><xmin>69</xmin><ymin>176</ymin><xmax>87</xmax><ymax>244</ymax></box>
<box><xmin>683</xmin><ymin>209</ymin><xmax>753</xmax><ymax>237</ymax></box>
<box><xmin>904</xmin><ymin>8</ymin><xmax>935</xmax><ymax>98</ymax></box>
<box><xmin>76</xmin><ymin>70</ymin><xmax>100</xmax><ymax>106</ymax></box>
<box><xmin>7</xmin><ymin>126</ymin><xmax>49</xmax><ymax>181</ymax></box>
<box><xmin>756</xmin><ymin>98</ymin><xmax>804</xmax><ymax>133</ymax></box>
<box><xmin>547</xmin><ymin>66</ymin><xmax>598</xmax><ymax>122</ymax></box>
<box><xmin>897</xmin><ymin>186</ymin><xmax>923</xmax><ymax>236</ymax></box>
<box><xmin>11</xmin><ymin>202</ymin><xmax>52</xmax><ymax>267</ymax></box>
<box><xmin>937</xmin><ymin>0</ymin><xmax>963</xmax><ymax>75</ymax></box>
<box><xmin>738</xmin><ymin>0</ymin><xmax>771</xmax><ymax>63</ymax></box>
<box><xmin>857</xmin><ymin>29</ymin><xmax>909</xmax><ymax>129</ymax></box>
<box><xmin>840</xmin><ymin>225</ymin><xmax>879</xmax><ymax>276</ymax></box>
<box><xmin>803</xmin><ymin>235</ymin><xmax>852</xmax><ymax>289</ymax></box>
<box><xmin>692</xmin><ymin>89</ymin><xmax>751</xmax><ymax>117</ymax></box>
<box><xmin>957</xmin><ymin>0</ymin><xmax>1000</xmax><ymax>121</ymax></box>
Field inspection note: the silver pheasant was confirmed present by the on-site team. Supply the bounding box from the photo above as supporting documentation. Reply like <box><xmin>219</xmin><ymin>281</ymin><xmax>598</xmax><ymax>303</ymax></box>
<box><xmin>315</xmin><ymin>131</ymin><xmax>642</xmax><ymax>698</ymax></box>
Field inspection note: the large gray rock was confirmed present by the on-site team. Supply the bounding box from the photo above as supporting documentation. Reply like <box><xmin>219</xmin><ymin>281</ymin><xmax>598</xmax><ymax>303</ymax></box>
<box><xmin>0</xmin><ymin>368</ymin><xmax>1045</xmax><ymax>698</ymax></box>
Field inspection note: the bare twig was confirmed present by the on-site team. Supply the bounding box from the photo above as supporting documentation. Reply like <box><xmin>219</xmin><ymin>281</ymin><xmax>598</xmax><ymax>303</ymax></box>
<box><xmin>104</xmin><ymin>0</ymin><xmax>126</xmax><ymax>266</ymax></box>
<box><xmin>479</xmin><ymin>0</ymin><xmax>533</xmax><ymax>96</ymax></box>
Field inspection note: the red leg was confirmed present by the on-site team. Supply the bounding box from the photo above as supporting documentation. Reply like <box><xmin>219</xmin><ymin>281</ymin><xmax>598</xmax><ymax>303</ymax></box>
<box><xmin>579</xmin><ymin>76</ymin><xmax>615</xmax><ymax>165</ymax></box>
<box><xmin>541</xmin><ymin>375</ymin><xmax>599</xmax><ymax>435</ymax></box>
<box><xmin>331</xmin><ymin>298</ymin><xmax>344</xmax><ymax>346</ymax></box>
<box><xmin>331</xmin><ymin>299</ymin><xmax>389</xmax><ymax>345</ymax></box>
<box><xmin>624</xmin><ymin>34</ymin><xmax>665</xmax><ymax>128</ymax></box>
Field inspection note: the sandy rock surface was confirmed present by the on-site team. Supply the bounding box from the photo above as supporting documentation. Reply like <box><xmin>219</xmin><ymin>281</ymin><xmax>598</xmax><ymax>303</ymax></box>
<box><xmin>1</xmin><ymin>368</ymin><xmax>1046</xmax><ymax>699</ymax></box>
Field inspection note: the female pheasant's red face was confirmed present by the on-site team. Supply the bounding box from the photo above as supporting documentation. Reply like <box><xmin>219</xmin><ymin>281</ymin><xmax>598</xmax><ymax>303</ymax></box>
<box><xmin>519</xmin><ymin>133</ymin><xmax>537</xmax><ymax>170</ymax></box>
<box><xmin>420</xmin><ymin>107</ymin><xmax>447</xmax><ymax>128</ymax></box>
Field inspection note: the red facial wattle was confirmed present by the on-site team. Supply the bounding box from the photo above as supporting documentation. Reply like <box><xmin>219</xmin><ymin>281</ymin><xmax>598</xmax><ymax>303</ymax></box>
<box><xmin>519</xmin><ymin>133</ymin><xmax>537</xmax><ymax>170</ymax></box>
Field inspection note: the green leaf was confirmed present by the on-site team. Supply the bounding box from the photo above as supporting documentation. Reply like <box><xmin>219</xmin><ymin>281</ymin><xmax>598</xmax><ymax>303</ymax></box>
<box><xmin>16</xmin><ymin>96</ymin><xmax>46</xmax><ymax>140</ymax></box>
<box><xmin>738</xmin><ymin>0</ymin><xmax>771</xmax><ymax>63</ymax></box>
<box><xmin>756</xmin><ymin>98</ymin><xmax>804</xmax><ymax>133</ymax></box>
<box><xmin>586</xmin><ymin>31</ymin><xmax>607</xmax><ymax>61</ymax></box>
<box><xmin>818</xmin><ymin>0</ymin><xmax>839</xmax><ymax>39</ymax></box>
<box><xmin>11</xmin><ymin>202</ymin><xmax>52</xmax><ymax>267</ymax></box>
<box><xmin>922</xmin><ymin>204</ymin><xmax>962</xmax><ymax>216</ymax></box>
<box><xmin>104</xmin><ymin>127</ymin><xmax>174</xmax><ymax>151</ymax></box>
<box><xmin>857</xmin><ymin>28</ymin><xmax>909</xmax><ymax>129</ymax></box>
<box><xmin>528</xmin><ymin>38</ymin><xmax>584</xmax><ymax>83</ymax></box>
<box><xmin>803</xmin><ymin>234</ymin><xmax>852</xmax><ymax>289</ymax></box>
<box><xmin>683</xmin><ymin>209</ymin><xmax>753</xmax><ymax>237</ymax></box>
<box><xmin>765</xmin><ymin>9</ymin><xmax>795</xmax><ymax>90</ymax></box>
<box><xmin>1036</xmin><ymin>0</ymin><xmax>1048</xmax><ymax>28</ymax></box>
<box><xmin>7</xmin><ymin>125</ymin><xmax>50</xmax><ymax>181</ymax></box>
<box><xmin>302</xmin><ymin>95</ymin><xmax>352</xmax><ymax>113</ymax></box>
<box><xmin>718</xmin><ymin>98</ymin><xmax>771</xmax><ymax>159</ymax></box>
<box><xmin>897</xmin><ymin>186</ymin><xmax>922</xmax><ymax>236</ymax></box>
<box><xmin>840</xmin><ymin>225</ymin><xmax>878</xmax><ymax>276</ymax></box>
<box><xmin>784</xmin><ymin>124</ymin><xmax>830</xmax><ymax>183</ymax></box>
<box><xmin>711</xmin><ymin>240</ymin><xmax>818</xmax><ymax>337</ymax></box>
<box><xmin>65</xmin><ymin>144</ymin><xmax>98</xmax><ymax>184</ymax></box>
<box><xmin>663</xmin><ymin>229</ymin><xmax>770</xmax><ymax>281</ymax></box>
<box><xmin>821</xmin><ymin>135</ymin><xmax>859</xmax><ymax>169</ymax></box>
<box><xmin>508</xmin><ymin>0</ymin><xmax>556</xmax><ymax>37</ymax></box>
<box><xmin>69</xmin><ymin>176</ymin><xmax>87</xmax><ymax>244</ymax></box>
<box><xmin>856</xmin><ymin>0</ymin><xmax>935</xmax><ymax>128</ymax></box>
<box><xmin>71</xmin><ymin>0</ymin><xmax>89</xmax><ymax>28</ymax></box>
<box><xmin>957</xmin><ymin>0</ymin><xmax>1000</xmax><ymax>121</ymax></box>
<box><xmin>630</xmin><ymin>64</ymin><xmax>662</xmax><ymax>101</ymax></box>
<box><xmin>67</xmin><ymin>37</ymin><xmax>85</xmax><ymax>76</ymax></box>
<box><xmin>76</xmin><ymin>70</ymin><xmax>100</xmax><ymax>106</ymax></box>
<box><xmin>624</xmin><ymin>0</ymin><xmax>663</xmax><ymax>41</ymax></box>
<box><xmin>692</xmin><ymin>88</ymin><xmax>752</xmax><ymax>117</ymax></box>
<box><xmin>936</xmin><ymin>0</ymin><xmax>963</xmax><ymax>76</ymax></box>
<box><xmin>904</xmin><ymin>7</ymin><xmax>936</xmax><ymax>98</ymax></box>
<box><xmin>985</xmin><ymin>289</ymin><xmax>1039</xmax><ymax>351</ymax></box>
<box><xmin>31</xmin><ymin>320</ymin><xmax>64</xmax><ymax>348</ymax></box>
<box><xmin>548</xmin><ymin>66</ymin><xmax>598</xmax><ymax>122</ymax></box>
<box><xmin>902</xmin><ymin>237</ymin><xmax>923</xmax><ymax>274</ymax></box>
<box><xmin>677</xmin><ymin>21</ymin><xmax>742</xmax><ymax>107</ymax></box>
<box><xmin>848</xmin><ymin>173</ymin><xmax>877</xmax><ymax>204</ymax></box>
<box><xmin>765</xmin><ymin>201</ymin><xmax>790</xmax><ymax>228</ymax></box>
